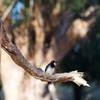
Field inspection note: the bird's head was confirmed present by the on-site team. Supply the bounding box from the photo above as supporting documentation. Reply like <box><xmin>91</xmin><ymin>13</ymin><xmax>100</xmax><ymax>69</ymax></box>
<box><xmin>50</xmin><ymin>60</ymin><xmax>58</xmax><ymax>67</ymax></box>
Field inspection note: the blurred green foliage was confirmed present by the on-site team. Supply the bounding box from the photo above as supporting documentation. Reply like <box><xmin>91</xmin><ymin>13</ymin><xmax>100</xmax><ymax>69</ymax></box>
<box><xmin>3</xmin><ymin>0</ymin><xmax>12</xmax><ymax>6</ymax></box>
<box><xmin>72</xmin><ymin>0</ymin><xmax>86</xmax><ymax>11</ymax></box>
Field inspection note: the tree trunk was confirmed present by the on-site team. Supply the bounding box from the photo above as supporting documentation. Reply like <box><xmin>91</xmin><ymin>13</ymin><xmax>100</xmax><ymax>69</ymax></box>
<box><xmin>1</xmin><ymin>2</ymin><xmax>99</xmax><ymax>100</ymax></box>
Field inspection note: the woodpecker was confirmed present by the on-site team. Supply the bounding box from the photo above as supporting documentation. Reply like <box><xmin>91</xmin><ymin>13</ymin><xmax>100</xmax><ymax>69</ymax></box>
<box><xmin>45</xmin><ymin>60</ymin><xmax>57</xmax><ymax>75</ymax></box>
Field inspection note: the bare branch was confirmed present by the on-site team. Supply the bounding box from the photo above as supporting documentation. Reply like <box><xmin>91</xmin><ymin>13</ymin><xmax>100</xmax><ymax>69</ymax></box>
<box><xmin>1</xmin><ymin>23</ymin><xmax>89</xmax><ymax>87</ymax></box>
<box><xmin>0</xmin><ymin>0</ymin><xmax>90</xmax><ymax>86</ymax></box>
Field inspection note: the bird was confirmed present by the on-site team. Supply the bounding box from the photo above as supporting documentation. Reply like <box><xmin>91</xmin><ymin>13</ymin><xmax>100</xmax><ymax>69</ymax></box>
<box><xmin>45</xmin><ymin>60</ymin><xmax>57</xmax><ymax>75</ymax></box>
<box><xmin>42</xmin><ymin>60</ymin><xmax>57</xmax><ymax>97</ymax></box>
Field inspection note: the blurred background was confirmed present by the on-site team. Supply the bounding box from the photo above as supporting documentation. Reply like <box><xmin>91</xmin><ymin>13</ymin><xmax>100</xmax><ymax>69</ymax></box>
<box><xmin>0</xmin><ymin>0</ymin><xmax>100</xmax><ymax>100</ymax></box>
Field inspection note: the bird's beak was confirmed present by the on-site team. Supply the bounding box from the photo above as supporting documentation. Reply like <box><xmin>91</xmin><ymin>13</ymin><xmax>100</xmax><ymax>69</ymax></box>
<box><xmin>54</xmin><ymin>61</ymin><xmax>59</xmax><ymax>66</ymax></box>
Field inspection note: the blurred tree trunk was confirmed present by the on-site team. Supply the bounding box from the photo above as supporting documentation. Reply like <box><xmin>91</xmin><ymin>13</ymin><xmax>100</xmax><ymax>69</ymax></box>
<box><xmin>1</xmin><ymin>1</ymin><xmax>99</xmax><ymax>100</ymax></box>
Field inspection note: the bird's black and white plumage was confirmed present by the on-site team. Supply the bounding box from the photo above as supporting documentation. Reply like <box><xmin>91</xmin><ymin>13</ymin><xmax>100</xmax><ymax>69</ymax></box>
<box><xmin>42</xmin><ymin>60</ymin><xmax>57</xmax><ymax>97</ymax></box>
<box><xmin>45</xmin><ymin>60</ymin><xmax>57</xmax><ymax>75</ymax></box>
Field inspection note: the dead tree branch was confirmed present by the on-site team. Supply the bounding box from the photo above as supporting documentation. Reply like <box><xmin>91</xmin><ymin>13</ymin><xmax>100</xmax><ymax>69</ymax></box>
<box><xmin>0</xmin><ymin>22</ymin><xmax>89</xmax><ymax>86</ymax></box>
<box><xmin>0</xmin><ymin>0</ymin><xmax>90</xmax><ymax>86</ymax></box>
